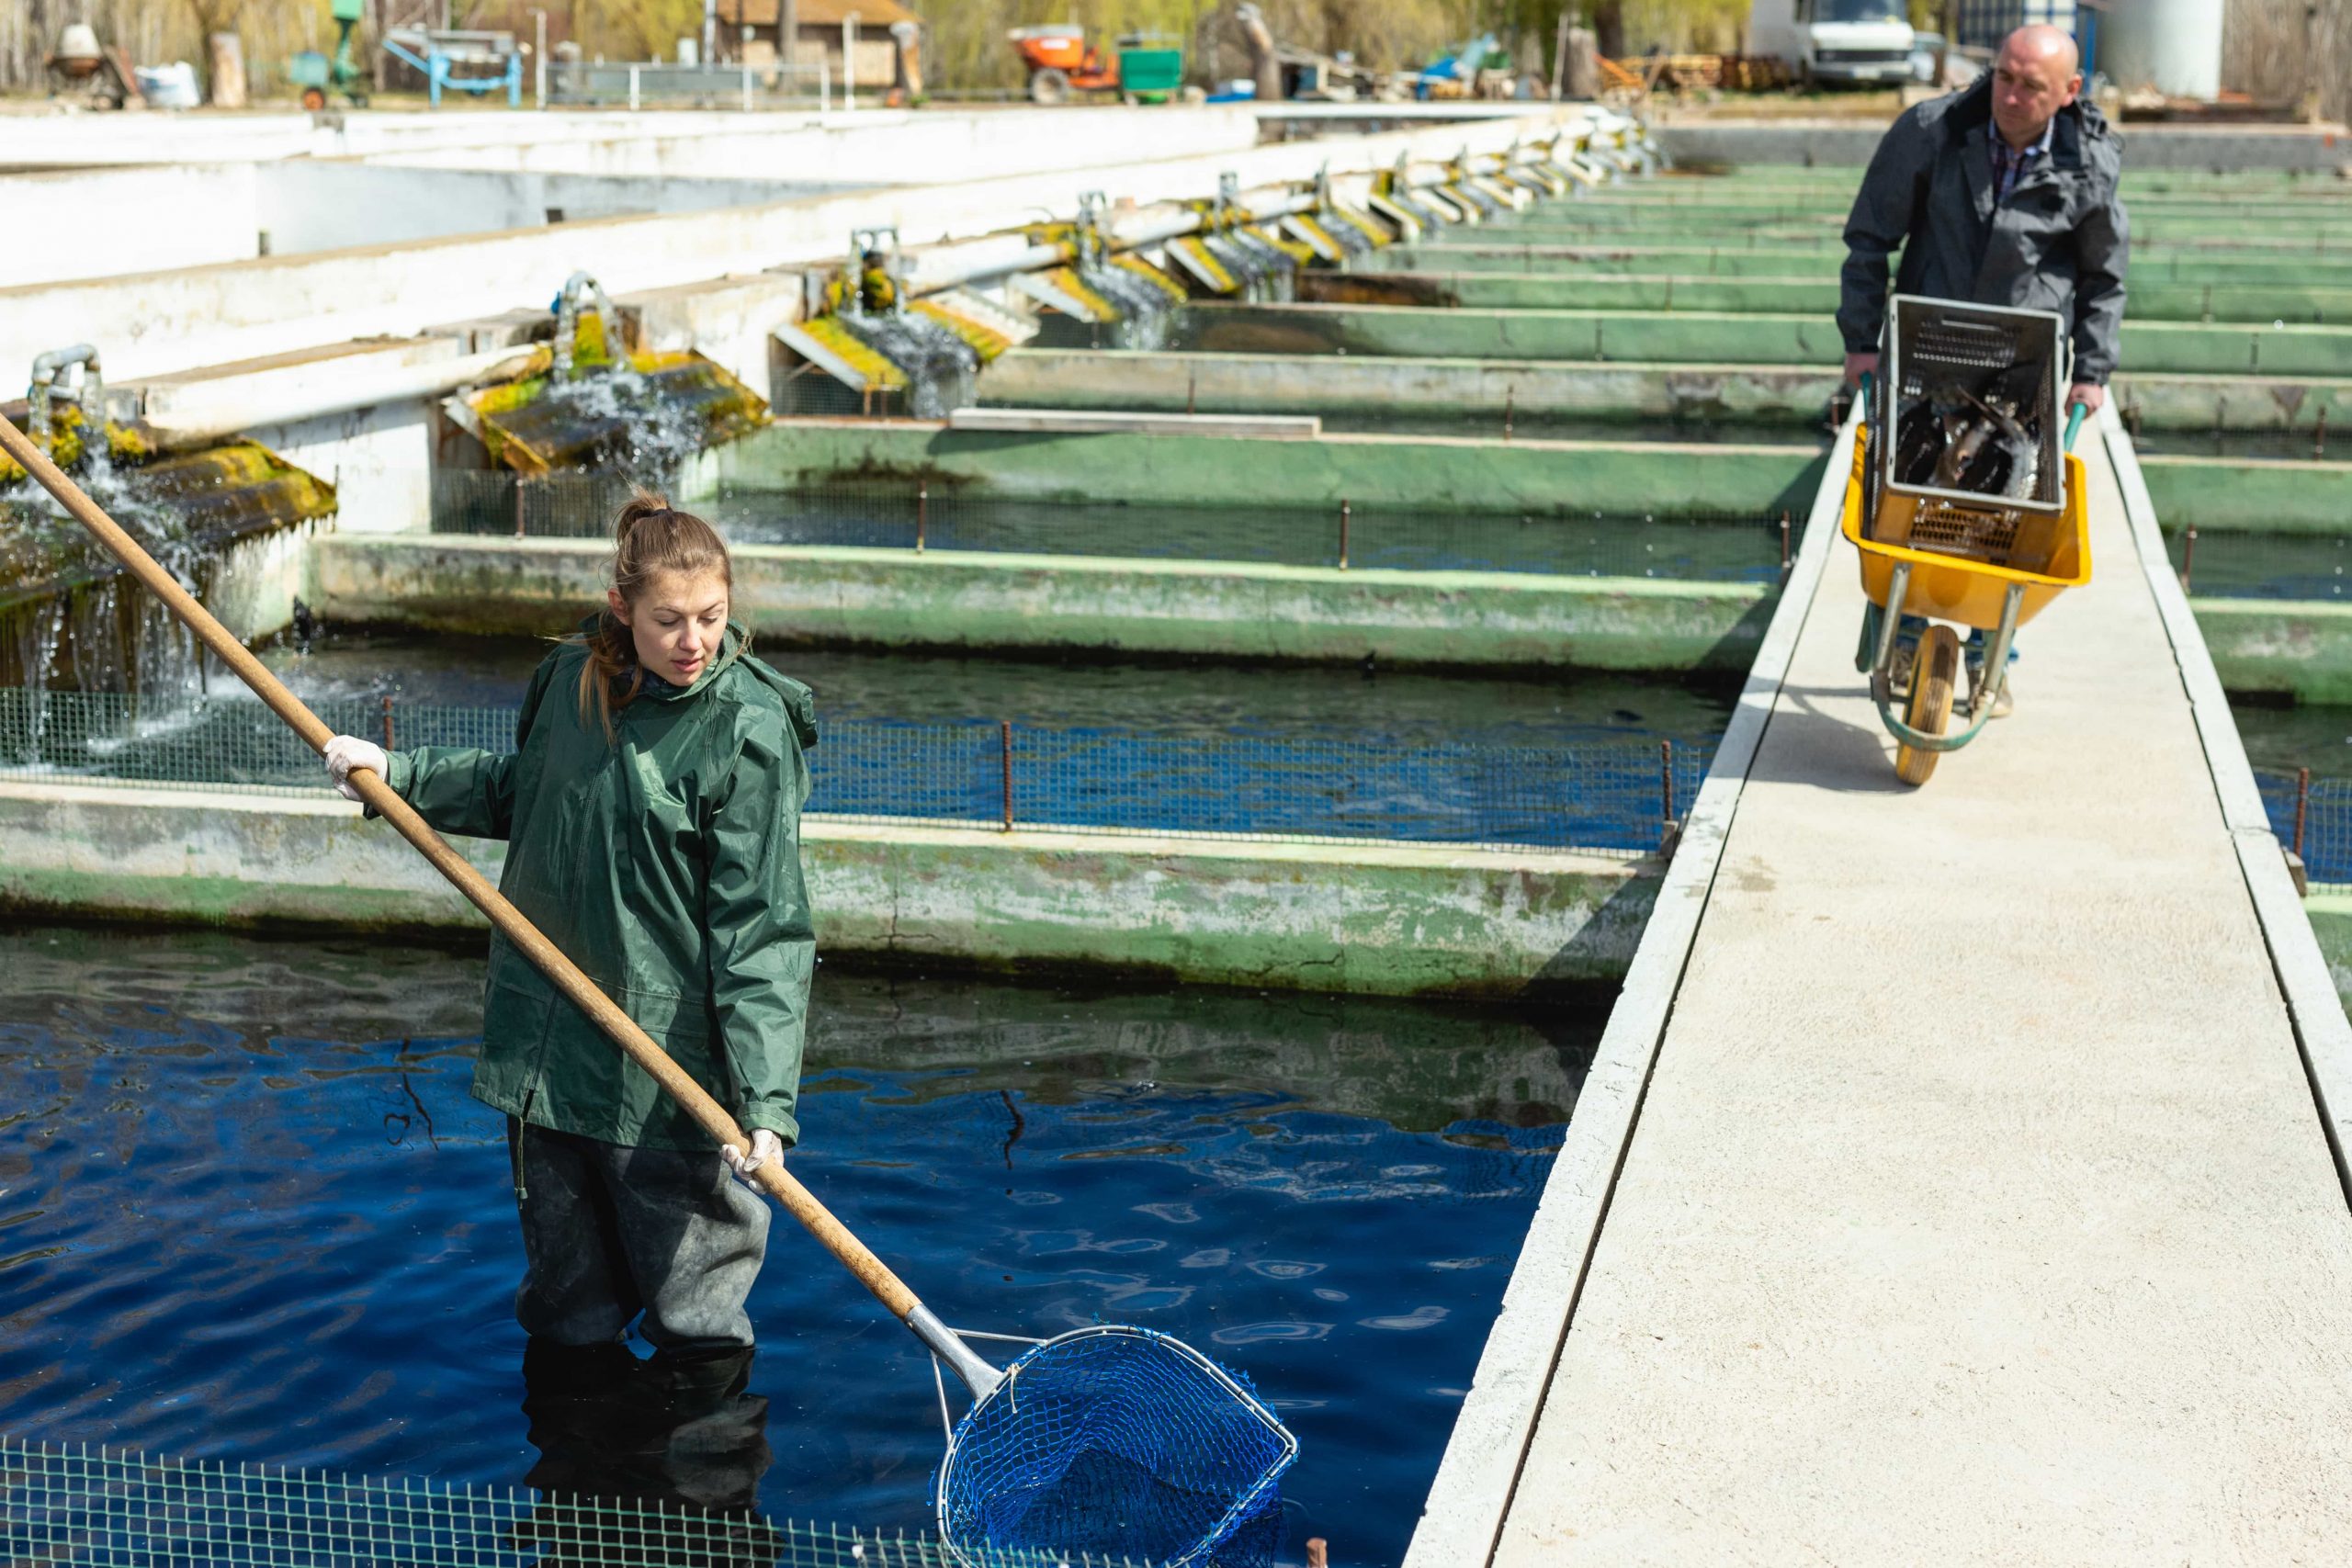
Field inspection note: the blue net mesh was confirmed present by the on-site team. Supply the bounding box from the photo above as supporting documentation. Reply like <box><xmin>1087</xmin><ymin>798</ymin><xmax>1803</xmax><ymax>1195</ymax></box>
<box><xmin>935</xmin><ymin>1329</ymin><xmax>1295</xmax><ymax>1568</ymax></box>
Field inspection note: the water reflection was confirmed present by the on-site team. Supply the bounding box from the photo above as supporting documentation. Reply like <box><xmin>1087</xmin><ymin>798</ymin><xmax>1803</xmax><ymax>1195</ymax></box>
<box><xmin>517</xmin><ymin>1339</ymin><xmax>780</xmax><ymax>1566</ymax></box>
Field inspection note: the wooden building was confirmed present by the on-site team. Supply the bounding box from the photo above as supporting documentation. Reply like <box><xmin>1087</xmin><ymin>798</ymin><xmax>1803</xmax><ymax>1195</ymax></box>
<box><xmin>716</xmin><ymin>0</ymin><xmax>922</xmax><ymax>97</ymax></box>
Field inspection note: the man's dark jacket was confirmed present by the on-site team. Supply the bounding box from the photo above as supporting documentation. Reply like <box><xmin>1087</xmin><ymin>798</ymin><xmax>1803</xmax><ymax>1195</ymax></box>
<box><xmin>1838</xmin><ymin>74</ymin><xmax>2129</xmax><ymax>384</ymax></box>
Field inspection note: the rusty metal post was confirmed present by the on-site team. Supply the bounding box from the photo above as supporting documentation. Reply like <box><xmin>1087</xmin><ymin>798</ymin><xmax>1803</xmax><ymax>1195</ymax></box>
<box><xmin>1187</xmin><ymin>369</ymin><xmax>1197</xmax><ymax>416</ymax></box>
<box><xmin>1338</xmin><ymin>498</ymin><xmax>1351</xmax><ymax>570</ymax></box>
<box><xmin>1503</xmin><ymin>383</ymin><xmax>1515</xmax><ymax>442</ymax></box>
<box><xmin>2316</xmin><ymin>406</ymin><xmax>2328</xmax><ymax>460</ymax></box>
<box><xmin>2180</xmin><ymin>526</ymin><xmax>2198</xmax><ymax>592</ymax></box>
<box><xmin>1000</xmin><ymin>720</ymin><xmax>1014</xmax><ymax>831</ymax></box>
<box><xmin>1660</xmin><ymin>738</ymin><xmax>1676</xmax><ymax>849</ymax></box>
<box><xmin>2298</xmin><ymin>766</ymin><xmax>2312</xmax><ymax>860</ymax></box>
<box><xmin>379</xmin><ymin>694</ymin><xmax>395</xmax><ymax>750</ymax></box>
<box><xmin>2128</xmin><ymin>401</ymin><xmax>2143</xmax><ymax>441</ymax></box>
<box><xmin>1779</xmin><ymin>510</ymin><xmax>1792</xmax><ymax>574</ymax></box>
<box><xmin>513</xmin><ymin>478</ymin><xmax>527</xmax><ymax>538</ymax></box>
<box><xmin>916</xmin><ymin>481</ymin><xmax>927</xmax><ymax>554</ymax></box>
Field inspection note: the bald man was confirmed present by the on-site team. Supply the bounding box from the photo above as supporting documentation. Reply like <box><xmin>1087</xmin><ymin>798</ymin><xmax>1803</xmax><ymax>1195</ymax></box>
<box><xmin>1839</xmin><ymin>25</ymin><xmax>2128</xmax><ymax>413</ymax></box>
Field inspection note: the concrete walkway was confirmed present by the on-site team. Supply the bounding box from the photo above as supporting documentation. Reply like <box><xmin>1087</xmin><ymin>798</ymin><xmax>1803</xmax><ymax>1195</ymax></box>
<box><xmin>1435</xmin><ymin>419</ymin><xmax>2352</xmax><ymax>1562</ymax></box>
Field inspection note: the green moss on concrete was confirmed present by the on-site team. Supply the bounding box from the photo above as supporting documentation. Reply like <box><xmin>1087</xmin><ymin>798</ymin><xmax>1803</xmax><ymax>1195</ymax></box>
<box><xmin>2302</xmin><ymin>890</ymin><xmax>2352</xmax><ymax>1011</ymax></box>
<box><xmin>2197</xmin><ymin>599</ymin><xmax>2352</xmax><ymax>702</ymax></box>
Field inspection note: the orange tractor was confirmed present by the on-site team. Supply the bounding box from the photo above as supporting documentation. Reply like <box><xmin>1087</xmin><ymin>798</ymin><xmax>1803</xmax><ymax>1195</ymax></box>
<box><xmin>1008</xmin><ymin>26</ymin><xmax>1184</xmax><ymax>104</ymax></box>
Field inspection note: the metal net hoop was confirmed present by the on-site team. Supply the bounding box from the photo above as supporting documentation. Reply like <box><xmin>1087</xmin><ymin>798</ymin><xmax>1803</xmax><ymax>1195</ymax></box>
<box><xmin>934</xmin><ymin>1327</ymin><xmax>1296</xmax><ymax>1568</ymax></box>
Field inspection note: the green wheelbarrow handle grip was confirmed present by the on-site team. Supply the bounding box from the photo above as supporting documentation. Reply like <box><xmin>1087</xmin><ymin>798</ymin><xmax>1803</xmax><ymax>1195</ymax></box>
<box><xmin>2064</xmin><ymin>400</ymin><xmax>2088</xmax><ymax>453</ymax></box>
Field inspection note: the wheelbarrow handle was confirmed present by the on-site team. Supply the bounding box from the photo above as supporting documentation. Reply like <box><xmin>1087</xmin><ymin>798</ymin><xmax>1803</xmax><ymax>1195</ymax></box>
<box><xmin>2063</xmin><ymin>400</ymin><xmax>2088</xmax><ymax>453</ymax></box>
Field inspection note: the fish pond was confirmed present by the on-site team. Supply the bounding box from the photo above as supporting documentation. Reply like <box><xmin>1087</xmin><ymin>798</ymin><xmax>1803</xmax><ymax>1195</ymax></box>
<box><xmin>0</xmin><ymin>927</ymin><xmax>1592</xmax><ymax>1565</ymax></box>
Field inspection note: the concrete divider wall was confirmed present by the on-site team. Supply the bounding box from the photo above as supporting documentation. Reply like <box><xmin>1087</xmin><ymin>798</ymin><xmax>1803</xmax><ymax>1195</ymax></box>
<box><xmin>0</xmin><ymin>109</ymin><xmax>1580</xmax><ymax>383</ymax></box>
<box><xmin>0</xmin><ymin>105</ymin><xmax>1255</xmax><ymax>177</ymax></box>
<box><xmin>1655</xmin><ymin>119</ymin><xmax>2352</xmax><ymax>171</ymax></box>
<box><xmin>987</xmin><ymin>348</ymin><xmax>2352</xmax><ymax>435</ymax></box>
<box><xmin>356</xmin><ymin>106</ymin><xmax>1266</xmax><ymax>181</ymax></box>
<box><xmin>984</xmin><ymin>348</ymin><xmax>1846</xmax><ymax>425</ymax></box>
<box><xmin>0</xmin><ymin>782</ymin><xmax>1654</xmax><ymax>998</ymax></box>
<box><xmin>1181</xmin><ymin>302</ymin><xmax>2352</xmax><ymax>377</ymax></box>
<box><xmin>312</xmin><ymin>534</ymin><xmax>1778</xmax><ymax>671</ymax></box>
<box><xmin>690</xmin><ymin>418</ymin><xmax>1828</xmax><ymax>516</ymax></box>
<box><xmin>1307</xmin><ymin>269</ymin><xmax>2352</xmax><ymax>326</ymax></box>
<box><xmin>2137</xmin><ymin>453</ymin><xmax>2352</xmax><ymax>531</ymax></box>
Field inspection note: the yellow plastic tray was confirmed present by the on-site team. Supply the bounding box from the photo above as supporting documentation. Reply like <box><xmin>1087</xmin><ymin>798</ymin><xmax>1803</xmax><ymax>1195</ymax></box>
<box><xmin>1841</xmin><ymin>422</ymin><xmax>2092</xmax><ymax>634</ymax></box>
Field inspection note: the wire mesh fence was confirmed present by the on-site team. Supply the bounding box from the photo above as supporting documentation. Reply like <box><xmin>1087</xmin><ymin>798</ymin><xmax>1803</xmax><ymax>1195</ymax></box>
<box><xmin>0</xmin><ymin>688</ymin><xmax>1707</xmax><ymax>855</ymax></box>
<box><xmin>2256</xmin><ymin>765</ymin><xmax>2352</xmax><ymax>886</ymax></box>
<box><xmin>547</xmin><ymin>60</ymin><xmax>833</xmax><ymax>110</ymax></box>
<box><xmin>2163</xmin><ymin>526</ymin><xmax>2352</xmax><ymax>601</ymax></box>
<box><xmin>0</xmin><ymin>1435</ymin><xmax>1120</xmax><ymax>1568</ymax></box>
<box><xmin>432</xmin><ymin>476</ymin><xmax>1792</xmax><ymax>582</ymax></box>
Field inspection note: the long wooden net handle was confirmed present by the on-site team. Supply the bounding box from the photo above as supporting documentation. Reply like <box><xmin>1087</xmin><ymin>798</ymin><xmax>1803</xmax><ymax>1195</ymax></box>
<box><xmin>0</xmin><ymin>419</ymin><xmax>921</xmax><ymax>1321</ymax></box>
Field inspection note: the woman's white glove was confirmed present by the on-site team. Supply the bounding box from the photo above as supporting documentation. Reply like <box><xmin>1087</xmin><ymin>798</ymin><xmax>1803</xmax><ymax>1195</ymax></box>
<box><xmin>322</xmin><ymin>735</ymin><xmax>389</xmax><ymax>803</ymax></box>
<box><xmin>721</xmin><ymin>1128</ymin><xmax>784</xmax><ymax>1184</ymax></box>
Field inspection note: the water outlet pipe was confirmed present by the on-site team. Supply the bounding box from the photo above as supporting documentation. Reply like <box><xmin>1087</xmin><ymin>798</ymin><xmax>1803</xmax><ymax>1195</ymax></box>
<box><xmin>28</xmin><ymin>344</ymin><xmax>104</xmax><ymax>441</ymax></box>
<box><xmin>552</xmin><ymin>271</ymin><xmax>618</xmax><ymax>379</ymax></box>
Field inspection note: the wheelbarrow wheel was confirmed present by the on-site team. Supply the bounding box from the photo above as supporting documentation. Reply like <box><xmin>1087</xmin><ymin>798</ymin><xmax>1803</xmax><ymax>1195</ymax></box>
<box><xmin>1894</xmin><ymin>625</ymin><xmax>1960</xmax><ymax>785</ymax></box>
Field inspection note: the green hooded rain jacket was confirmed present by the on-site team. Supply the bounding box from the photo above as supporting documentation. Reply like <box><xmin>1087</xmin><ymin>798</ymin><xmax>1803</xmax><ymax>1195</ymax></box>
<box><xmin>382</xmin><ymin>622</ymin><xmax>817</xmax><ymax>1152</ymax></box>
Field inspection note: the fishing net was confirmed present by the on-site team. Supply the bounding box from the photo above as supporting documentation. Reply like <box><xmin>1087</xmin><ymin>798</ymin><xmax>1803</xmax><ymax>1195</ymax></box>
<box><xmin>933</xmin><ymin>1328</ymin><xmax>1295</xmax><ymax>1568</ymax></box>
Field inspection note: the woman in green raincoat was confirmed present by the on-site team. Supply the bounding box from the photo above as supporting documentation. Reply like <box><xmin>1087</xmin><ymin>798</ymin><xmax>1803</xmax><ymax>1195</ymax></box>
<box><xmin>322</xmin><ymin>492</ymin><xmax>817</xmax><ymax>1352</ymax></box>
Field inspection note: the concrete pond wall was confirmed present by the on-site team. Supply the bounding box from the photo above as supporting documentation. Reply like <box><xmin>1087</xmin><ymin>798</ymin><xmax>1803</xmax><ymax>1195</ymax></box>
<box><xmin>0</xmin><ymin>781</ymin><xmax>1653</xmax><ymax>1000</ymax></box>
<box><xmin>312</xmin><ymin>533</ymin><xmax>1779</xmax><ymax>671</ymax></box>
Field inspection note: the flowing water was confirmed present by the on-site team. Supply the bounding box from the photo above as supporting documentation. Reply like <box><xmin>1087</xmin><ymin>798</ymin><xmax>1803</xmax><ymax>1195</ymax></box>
<box><xmin>838</xmin><ymin>315</ymin><xmax>980</xmax><ymax>420</ymax></box>
<box><xmin>0</xmin><ymin>926</ymin><xmax>1591</xmax><ymax>1566</ymax></box>
<box><xmin>1</xmin><ymin>447</ymin><xmax>326</xmax><ymax>697</ymax></box>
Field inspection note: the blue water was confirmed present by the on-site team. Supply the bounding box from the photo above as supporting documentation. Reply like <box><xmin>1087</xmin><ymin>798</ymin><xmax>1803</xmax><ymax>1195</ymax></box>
<box><xmin>0</xmin><ymin>929</ymin><xmax>1588</xmax><ymax>1566</ymax></box>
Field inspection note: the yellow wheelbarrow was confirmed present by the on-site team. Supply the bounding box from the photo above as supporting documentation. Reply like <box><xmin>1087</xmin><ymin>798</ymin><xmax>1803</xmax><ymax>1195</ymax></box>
<box><xmin>1846</xmin><ymin>389</ymin><xmax>2091</xmax><ymax>785</ymax></box>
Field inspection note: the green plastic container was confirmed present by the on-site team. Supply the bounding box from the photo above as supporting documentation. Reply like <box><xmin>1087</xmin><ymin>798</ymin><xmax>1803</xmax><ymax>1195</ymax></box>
<box><xmin>1117</xmin><ymin>40</ymin><xmax>1184</xmax><ymax>102</ymax></box>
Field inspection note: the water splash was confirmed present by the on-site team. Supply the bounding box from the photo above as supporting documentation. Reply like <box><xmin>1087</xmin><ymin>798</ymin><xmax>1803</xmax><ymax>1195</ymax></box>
<box><xmin>1200</xmin><ymin>231</ymin><xmax>1295</xmax><ymax>305</ymax></box>
<box><xmin>1076</xmin><ymin>262</ymin><xmax>1178</xmax><ymax>353</ymax></box>
<box><xmin>837</xmin><ymin>314</ymin><xmax>978</xmax><ymax>421</ymax></box>
<box><xmin>1</xmin><ymin>438</ymin><xmax>330</xmax><ymax>697</ymax></box>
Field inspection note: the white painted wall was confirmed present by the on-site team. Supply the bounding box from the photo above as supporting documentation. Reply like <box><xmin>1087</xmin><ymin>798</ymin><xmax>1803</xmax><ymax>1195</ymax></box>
<box><xmin>356</xmin><ymin>106</ymin><xmax>1265</xmax><ymax>182</ymax></box>
<box><xmin>0</xmin><ymin>109</ymin><xmax>1589</xmax><ymax>384</ymax></box>
<box><xmin>0</xmin><ymin>165</ymin><xmax>259</xmax><ymax>288</ymax></box>
<box><xmin>253</xmin><ymin>164</ymin><xmax>853</xmax><ymax>257</ymax></box>
<box><xmin>0</xmin><ymin>104</ymin><xmax>1257</xmax><ymax>182</ymax></box>
<box><xmin>260</xmin><ymin>403</ymin><xmax>440</xmax><ymax>536</ymax></box>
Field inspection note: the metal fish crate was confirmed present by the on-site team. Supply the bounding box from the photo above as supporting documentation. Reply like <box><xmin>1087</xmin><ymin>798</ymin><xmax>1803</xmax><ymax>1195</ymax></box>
<box><xmin>1868</xmin><ymin>295</ymin><xmax>2069</xmax><ymax>576</ymax></box>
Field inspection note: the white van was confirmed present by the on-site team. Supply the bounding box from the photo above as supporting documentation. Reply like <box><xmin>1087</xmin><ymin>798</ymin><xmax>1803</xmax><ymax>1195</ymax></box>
<box><xmin>1747</xmin><ymin>0</ymin><xmax>1918</xmax><ymax>87</ymax></box>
